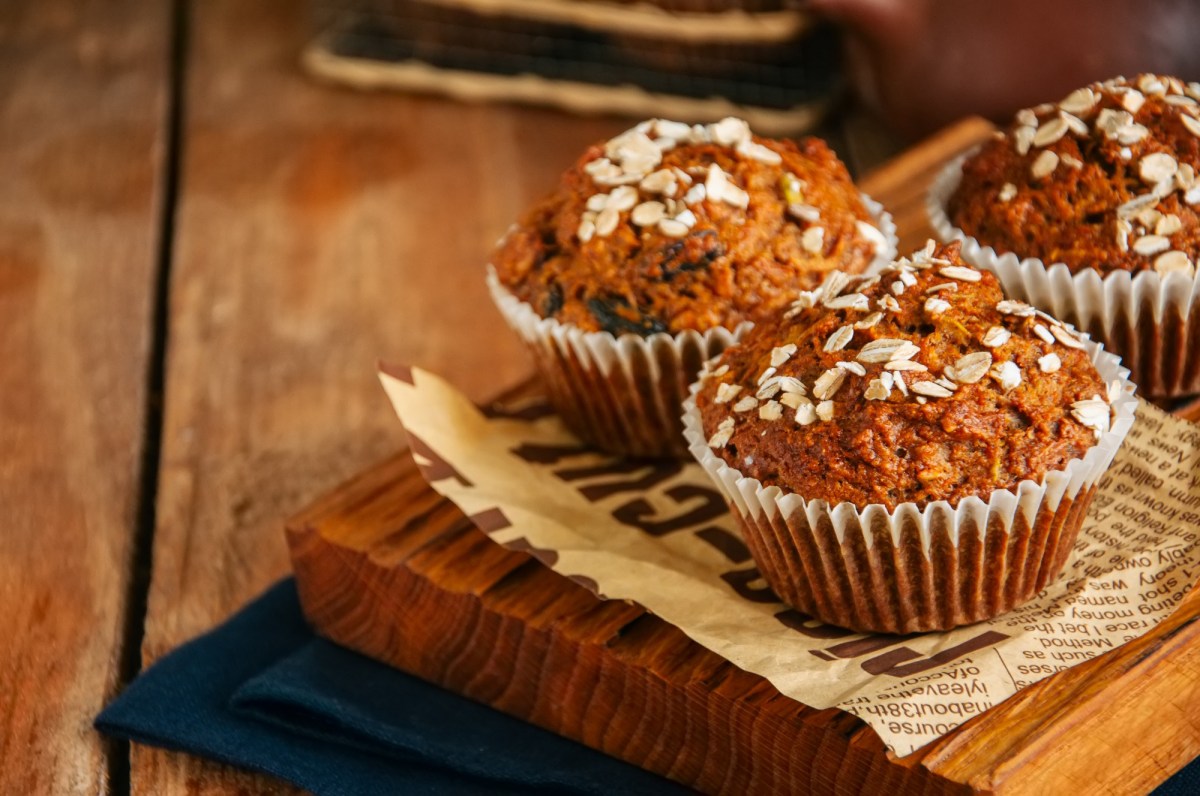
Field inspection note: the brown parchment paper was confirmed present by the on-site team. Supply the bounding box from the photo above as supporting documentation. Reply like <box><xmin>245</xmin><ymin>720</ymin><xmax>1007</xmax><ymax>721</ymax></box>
<box><xmin>381</xmin><ymin>365</ymin><xmax>1200</xmax><ymax>756</ymax></box>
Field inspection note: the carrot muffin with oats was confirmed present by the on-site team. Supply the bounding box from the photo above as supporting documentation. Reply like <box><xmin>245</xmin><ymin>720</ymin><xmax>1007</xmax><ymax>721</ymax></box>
<box><xmin>488</xmin><ymin>116</ymin><xmax>894</xmax><ymax>457</ymax></box>
<box><xmin>930</xmin><ymin>74</ymin><xmax>1200</xmax><ymax>397</ymax></box>
<box><xmin>685</xmin><ymin>241</ymin><xmax>1135</xmax><ymax>632</ymax></box>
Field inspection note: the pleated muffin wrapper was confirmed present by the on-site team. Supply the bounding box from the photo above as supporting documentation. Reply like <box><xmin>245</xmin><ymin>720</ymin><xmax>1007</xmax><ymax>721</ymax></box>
<box><xmin>928</xmin><ymin>153</ymin><xmax>1200</xmax><ymax>398</ymax></box>
<box><xmin>681</xmin><ymin>340</ymin><xmax>1138</xmax><ymax>634</ymax></box>
<box><xmin>488</xmin><ymin>196</ymin><xmax>897</xmax><ymax>458</ymax></box>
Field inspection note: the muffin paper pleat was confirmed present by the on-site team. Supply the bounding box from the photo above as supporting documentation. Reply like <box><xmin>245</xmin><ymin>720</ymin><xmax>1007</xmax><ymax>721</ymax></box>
<box><xmin>928</xmin><ymin>155</ymin><xmax>1200</xmax><ymax>398</ymax></box>
<box><xmin>682</xmin><ymin>339</ymin><xmax>1137</xmax><ymax>634</ymax></box>
<box><xmin>489</xmin><ymin>195</ymin><xmax>896</xmax><ymax>457</ymax></box>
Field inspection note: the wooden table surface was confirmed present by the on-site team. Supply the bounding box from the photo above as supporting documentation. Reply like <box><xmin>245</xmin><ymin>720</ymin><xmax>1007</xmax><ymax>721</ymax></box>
<box><xmin>0</xmin><ymin>0</ymin><xmax>911</xmax><ymax>792</ymax></box>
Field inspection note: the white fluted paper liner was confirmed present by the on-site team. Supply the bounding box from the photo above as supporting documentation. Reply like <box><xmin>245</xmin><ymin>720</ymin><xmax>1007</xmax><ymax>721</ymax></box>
<box><xmin>928</xmin><ymin>154</ymin><xmax>1200</xmax><ymax>398</ymax></box>
<box><xmin>854</xmin><ymin>194</ymin><xmax>899</xmax><ymax>275</ymax></box>
<box><xmin>682</xmin><ymin>340</ymin><xmax>1137</xmax><ymax>633</ymax></box>
<box><xmin>488</xmin><ymin>195</ymin><xmax>896</xmax><ymax>457</ymax></box>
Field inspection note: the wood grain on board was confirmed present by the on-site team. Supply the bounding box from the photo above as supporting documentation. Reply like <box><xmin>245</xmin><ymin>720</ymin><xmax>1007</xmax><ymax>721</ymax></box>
<box><xmin>0</xmin><ymin>1</ymin><xmax>167</xmax><ymax>792</ymax></box>
<box><xmin>288</xmin><ymin>118</ymin><xmax>1200</xmax><ymax>795</ymax></box>
<box><xmin>134</xmin><ymin>0</ymin><xmax>627</xmax><ymax>790</ymax></box>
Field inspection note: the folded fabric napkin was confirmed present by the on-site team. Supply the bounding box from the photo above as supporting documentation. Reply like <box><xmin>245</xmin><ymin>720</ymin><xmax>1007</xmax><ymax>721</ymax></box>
<box><xmin>97</xmin><ymin>579</ymin><xmax>689</xmax><ymax>795</ymax></box>
<box><xmin>97</xmin><ymin>578</ymin><xmax>1197</xmax><ymax>795</ymax></box>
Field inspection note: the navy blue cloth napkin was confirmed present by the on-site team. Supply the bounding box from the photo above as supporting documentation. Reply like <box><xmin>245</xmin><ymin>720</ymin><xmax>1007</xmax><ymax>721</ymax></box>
<box><xmin>97</xmin><ymin>578</ymin><xmax>1197</xmax><ymax>795</ymax></box>
<box><xmin>96</xmin><ymin>579</ymin><xmax>688</xmax><ymax>795</ymax></box>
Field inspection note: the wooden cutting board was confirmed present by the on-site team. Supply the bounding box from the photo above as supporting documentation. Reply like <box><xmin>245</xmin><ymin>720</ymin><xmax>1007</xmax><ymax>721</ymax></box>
<box><xmin>286</xmin><ymin>118</ymin><xmax>1200</xmax><ymax>795</ymax></box>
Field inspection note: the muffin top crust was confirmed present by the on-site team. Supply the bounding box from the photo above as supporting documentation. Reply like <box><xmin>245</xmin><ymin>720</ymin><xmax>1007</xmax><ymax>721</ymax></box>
<box><xmin>491</xmin><ymin>117</ymin><xmax>887</xmax><ymax>336</ymax></box>
<box><xmin>949</xmin><ymin>74</ymin><xmax>1200</xmax><ymax>278</ymax></box>
<box><xmin>695</xmin><ymin>242</ymin><xmax>1119</xmax><ymax>510</ymax></box>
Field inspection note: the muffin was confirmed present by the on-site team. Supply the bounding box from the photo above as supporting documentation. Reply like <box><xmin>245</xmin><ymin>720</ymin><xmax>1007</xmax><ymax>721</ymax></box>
<box><xmin>928</xmin><ymin>74</ymin><xmax>1200</xmax><ymax>397</ymax></box>
<box><xmin>683</xmin><ymin>241</ymin><xmax>1136</xmax><ymax>633</ymax></box>
<box><xmin>489</xmin><ymin>116</ymin><xmax>895</xmax><ymax>457</ymax></box>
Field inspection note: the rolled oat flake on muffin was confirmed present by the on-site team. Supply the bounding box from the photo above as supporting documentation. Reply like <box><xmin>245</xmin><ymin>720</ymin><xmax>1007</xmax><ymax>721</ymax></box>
<box><xmin>685</xmin><ymin>241</ymin><xmax>1136</xmax><ymax>633</ymax></box>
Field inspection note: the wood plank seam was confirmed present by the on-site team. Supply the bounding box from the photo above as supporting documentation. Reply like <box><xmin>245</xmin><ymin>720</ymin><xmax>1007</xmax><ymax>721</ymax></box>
<box><xmin>110</xmin><ymin>0</ymin><xmax>188</xmax><ymax>792</ymax></box>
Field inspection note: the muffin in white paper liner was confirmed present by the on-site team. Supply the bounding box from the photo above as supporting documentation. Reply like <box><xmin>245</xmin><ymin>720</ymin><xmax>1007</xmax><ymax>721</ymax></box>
<box><xmin>681</xmin><ymin>338</ymin><xmax>1137</xmax><ymax>634</ymax></box>
<box><xmin>490</xmin><ymin>196</ymin><xmax>897</xmax><ymax>458</ymax></box>
<box><xmin>928</xmin><ymin>153</ymin><xmax>1200</xmax><ymax>398</ymax></box>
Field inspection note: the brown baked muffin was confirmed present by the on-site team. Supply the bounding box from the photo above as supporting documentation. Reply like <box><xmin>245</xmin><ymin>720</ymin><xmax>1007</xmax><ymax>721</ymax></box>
<box><xmin>948</xmin><ymin>75</ymin><xmax>1200</xmax><ymax>278</ymax></box>
<box><xmin>493</xmin><ymin>118</ymin><xmax>887</xmax><ymax>335</ymax></box>
<box><xmin>930</xmin><ymin>74</ymin><xmax>1200</xmax><ymax>397</ymax></box>
<box><xmin>489</xmin><ymin>117</ymin><xmax>893</xmax><ymax>457</ymax></box>
<box><xmin>685</xmin><ymin>241</ymin><xmax>1135</xmax><ymax>632</ymax></box>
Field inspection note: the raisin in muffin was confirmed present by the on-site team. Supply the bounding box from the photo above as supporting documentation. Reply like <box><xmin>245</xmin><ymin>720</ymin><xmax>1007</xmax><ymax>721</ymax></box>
<box><xmin>684</xmin><ymin>241</ymin><xmax>1135</xmax><ymax>632</ymax></box>
<box><xmin>929</xmin><ymin>74</ymin><xmax>1200</xmax><ymax>397</ymax></box>
<box><xmin>489</xmin><ymin>116</ymin><xmax>894</xmax><ymax>457</ymax></box>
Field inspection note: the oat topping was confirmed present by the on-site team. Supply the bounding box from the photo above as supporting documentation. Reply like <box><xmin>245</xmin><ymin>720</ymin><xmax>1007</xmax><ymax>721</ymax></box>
<box><xmin>789</xmin><ymin>203</ymin><xmax>821</xmax><ymax>223</ymax></box>
<box><xmin>701</xmin><ymin>244</ymin><xmax>1112</xmax><ymax>453</ymax></box>
<box><xmin>759</xmin><ymin>400</ymin><xmax>783</xmax><ymax>421</ymax></box>
<box><xmin>854</xmin><ymin>312</ymin><xmax>883</xmax><ymax>330</ymax></box>
<box><xmin>982</xmin><ymin>326</ymin><xmax>1011</xmax><ymax>347</ymax></box>
<box><xmin>1071</xmin><ymin>396</ymin><xmax>1111</xmax><ymax>439</ymax></box>
<box><xmin>991</xmin><ymin>360</ymin><xmax>1022</xmax><ymax>391</ymax></box>
<box><xmin>795</xmin><ymin>402</ymin><xmax>817</xmax><ymax>425</ymax></box>
<box><xmin>939</xmin><ymin>265</ymin><xmax>981</xmax><ymax>282</ymax></box>
<box><xmin>1139</xmin><ymin>152</ymin><xmax>1178</xmax><ymax>185</ymax></box>
<box><xmin>1033</xmin><ymin>115</ymin><xmax>1069</xmax><ymax>147</ymax></box>
<box><xmin>1031</xmin><ymin>150</ymin><xmax>1059</xmax><ymax>179</ymax></box>
<box><xmin>778</xmin><ymin>375</ymin><xmax>806</xmax><ymax>394</ymax></box>
<box><xmin>630</xmin><ymin>201</ymin><xmax>666</xmax><ymax>227</ymax></box>
<box><xmin>658</xmin><ymin>217</ymin><xmax>690</xmax><ymax>238</ymax></box>
<box><xmin>1049</xmin><ymin>324</ymin><xmax>1086</xmax><ymax>349</ymax></box>
<box><xmin>820</xmin><ymin>270</ymin><xmax>852</xmax><ymax>302</ymax></box>
<box><xmin>925</xmin><ymin>282</ymin><xmax>957</xmax><ymax>295</ymax></box>
<box><xmin>857</xmin><ymin>338</ymin><xmax>918</xmax><ymax>363</ymax></box>
<box><xmin>924</xmin><ymin>296</ymin><xmax>952</xmax><ymax>315</ymax></box>
<box><xmin>1038</xmin><ymin>352</ymin><xmax>1062</xmax><ymax>373</ymax></box>
<box><xmin>910</xmin><ymin>380</ymin><xmax>954</xmax><ymax>398</ymax></box>
<box><xmin>598</xmin><ymin>205</ymin><xmax>625</xmax><ymax>236</ymax></box>
<box><xmin>1132</xmin><ymin>234</ymin><xmax>1170</xmax><ymax>255</ymax></box>
<box><xmin>779</xmin><ymin>392</ymin><xmax>807</xmax><ymax>409</ymax></box>
<box><xmin>801</xmin><ymin>226</ymin><xmax>826</xmax><ymax>254</ymax></box>
<box><xmin>770</xmin><ymin>343</ymin><xmax>798</xmax><ymax>367</ymax></box>
<box><xmin>825</xmin><ymin>292</ymin><xmax>871</xmax><ymax>311</ymax></box>
<box><xmin>756</xmin><ymin>377</ymin><xmax>781</xmax><ymax>400</ymax></box>
<box><xmin>884</xmin><ymin>360</ymin><xmax>928</xmax><ymax>372</ymax></box>
<box><xmin>576</xmin><ymin>117</ymin><xmax>885</xmax><ymax>250</ymax></box>
<box><xmin>707</xmin><ymin>417</ymin><xmax>735</xmax><ymax>448</ymax></box>
<box><xmin>1155</xmin><ymin>249</ymin><xmax>1194</xmax><ymax>274</ymax></box>
<box><xmin>1181</xmin><ymin>115</ymin><xmax>1200</xmax><ymax>138</ymax></box>
<box><xmin>864</xmin><ymin>377</ymin><xmax>891</xmax><ymax>400</ymax></box>
<box><xmin>732</xmin><ymin>395</ymin><xmax>758</xmax><ymax>412</ymax></box>
<box><xmin>823</xmin><ymin>325</ymin><xmax>854</xmax><ymax>352</ymax></box>
<box><xmin>996</xmin><ymin>300</ymin><xmax>1036</xmax><ymax>317</ymax></box>
<box><xmin>1059</xmin><ymin>153</ymin><xmax>1084</xmax><ymax>171</ymax></box>
<box><xmin>837</xmin><ymin>360</ymin><xmax>867</xmax><ymax>377</ymax></box>
<box><xmin>812</xmin><ymin>367</ymin><xmax>847</xmax><ymax>400</ymax></box>
<box><xmin>960</xmin><ymin>76</ymin><xmax>1200</xmax><ymax>278</ymax></box>
<box><xmin>714</xmin><ymin>383</ymin><xmax>742</xmax><ymax>404</ymax></box>
<box><xmin>950</xmin><ymin>352</ymin><xmax>992</xmax><ymax>383</ymax></box>
<box><xmin>683</xmin><ymin>183</ymin><xmax>706</xmax><ymax>204</ymax></box>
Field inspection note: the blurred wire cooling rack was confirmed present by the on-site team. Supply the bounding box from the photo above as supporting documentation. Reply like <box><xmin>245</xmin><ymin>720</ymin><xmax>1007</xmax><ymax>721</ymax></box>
<box><xmin>304</xmin><ymin>0</ymin><xmax>844</xmax><ymax>134</ymax></box>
